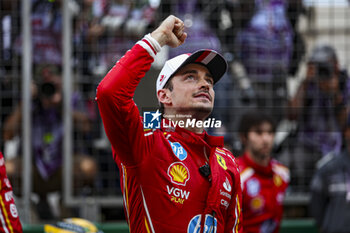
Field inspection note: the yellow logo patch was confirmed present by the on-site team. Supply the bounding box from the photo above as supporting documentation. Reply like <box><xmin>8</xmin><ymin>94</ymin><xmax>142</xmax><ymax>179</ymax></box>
<box><xmin>273</xmin><ymin>175</ymin><xmax>282</xmax><ymax>187</ymax></box>
<box><xmin>216</xmin><ymin>154</ymin><xmax>227</xmax><ymax>170</ymax></box>
<box><xmin>167</xmin><ymin>162</ymin><xmax>190</xmax><ymax>186</ymax></box>
<box><xmin>250</xmin><ymin>196</ymin><xmax>264</xmax><ymax>211</ymax></box>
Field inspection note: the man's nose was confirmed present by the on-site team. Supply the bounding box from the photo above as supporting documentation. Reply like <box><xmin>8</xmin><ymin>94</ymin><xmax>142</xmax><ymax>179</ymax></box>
<box><xmin>198</xmin><ymin>77</ymin><xmax>210</xmax><ymax>90</ymax></box>
<box><xmin>262</xmin><ymin>132</ymin><xmax>273</xmax><ymax>142</ymax></box>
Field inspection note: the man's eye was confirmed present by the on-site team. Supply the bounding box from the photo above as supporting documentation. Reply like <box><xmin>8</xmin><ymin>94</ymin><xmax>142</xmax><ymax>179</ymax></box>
<box><xmin>206</xmin><ymin>79</ymin><xmax>214</xmax><ymax>85</ymax></box>
<box><xmin>186</xmin><ymin>75</ymin><xmax>195</xmax><ymax>80</ymax></box>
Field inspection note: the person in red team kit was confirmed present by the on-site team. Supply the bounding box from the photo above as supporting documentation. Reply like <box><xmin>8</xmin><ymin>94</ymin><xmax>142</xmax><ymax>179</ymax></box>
<box><xmin>96</xmin><ymin>15</ymin><xmax>242</xmax><ymax>233</ymax></box>
<box><xmin>0</xmin><ymin>152</ymin><xmax>22</xmax><ymax>233</ymax></box>
<box><xmin>237</xmin><ymin>111</ymin><xmax>289</xmax><ymax>233</ymax></box>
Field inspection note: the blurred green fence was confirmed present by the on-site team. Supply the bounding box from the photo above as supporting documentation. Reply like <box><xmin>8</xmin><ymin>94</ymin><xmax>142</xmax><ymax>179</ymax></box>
<box><xmin>23</xmin><ymin>219</ymin><xmax>317</xmax><ymax>233</ymax></box>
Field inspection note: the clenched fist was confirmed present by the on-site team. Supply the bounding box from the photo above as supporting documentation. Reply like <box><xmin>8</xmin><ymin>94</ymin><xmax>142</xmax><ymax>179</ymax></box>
<box><xmin>151</xmin><ymin>15</ymin><xmax>187</xmax><ymax>48</ymax></box>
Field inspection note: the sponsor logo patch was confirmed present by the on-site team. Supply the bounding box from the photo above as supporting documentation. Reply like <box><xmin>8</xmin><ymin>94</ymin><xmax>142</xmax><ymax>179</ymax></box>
<box><xmin>250</xmin><ymin>196</ymin><xmax>264</xmax><ymax>211</ymax></box>
<box><xmin>188</xmin><ymin>214</ymin><xmax>217</xmax><ymax>233</ymax></box>
<box><xmin>220</xmin><ymin>190</ymin><xmax>232</xmax><ymax>200</ymax></box>
<box><xmin>273</xmin><ymin>174</ymin><xmax>282</xmax><ymax>187</ymax></box>
<box><xmin>166</xmin><ymin>185</ymin><xmax>190</xmax><ymax>204</ymax></box>
<box><xmin>221</xmin><ymin>199</ymin><xmax>229</xmax><ymax>209</ymax></box>
<box><xmin>246</xmin><ymin>178</ymin><xmax>260</xmax><ymax>196</ymax></box>
<box><xmin>4</xmin><ymin>178</ymin><xmax>11</xmax><ymax>188</ymax></box>
<box><xmin>4</xmin><ymin>191</ymin><xmax>13</xmax><ymax>202</ymax></box>
<box><xmin>276</xmin><ymin>192</ymin><xmax>284</xmax><ymax>204</ymax></box>
<box><xmin>10</xmin><ymin>203</ymin><xmax>18</xmax><ymax>218</ymax></box>
<box><xmin>159</xmin><ymin>75</ymin><xmax>166</xmax><ymax>83</ymax></box>
<box><xmin>216</xmin><ymin>154</ymin><xmax>227</xmax><ymax>170</ymax></box>
<box><xmin>223</xmin><ymin>177</ymin><xmax>231</xmax><ymax>192</ymax></box>
<box><xmin>168</xmin><ymin>162</ymin><xmax>190</xmax><ymax>186</ymax></box>
<box><xmin>168</xmin><ymin>141</ymin><xmax>187</xmax><ymax>160</ymax></box>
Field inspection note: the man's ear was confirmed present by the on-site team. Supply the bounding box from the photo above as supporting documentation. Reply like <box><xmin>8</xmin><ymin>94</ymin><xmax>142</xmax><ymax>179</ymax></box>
<box><xmin>157</xmin><ymin>89</ymin><xmax>172</xmax><ymax>105</ymax></box>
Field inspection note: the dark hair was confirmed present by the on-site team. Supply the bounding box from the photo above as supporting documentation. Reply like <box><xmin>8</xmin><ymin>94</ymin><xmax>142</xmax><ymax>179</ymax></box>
<box><xmin>159</xmin><ymin>78</ymin><xmax>174</xmax><ymax>113</ymax></box>
<box><xmin>238</xmin><ymin>111</ymin><xmax>276</xmax><ymax>138</ymax></box>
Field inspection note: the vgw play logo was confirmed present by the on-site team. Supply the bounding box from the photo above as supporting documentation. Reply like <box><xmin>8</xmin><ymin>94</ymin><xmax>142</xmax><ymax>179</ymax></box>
<box><xmin>143</xmin><ymin>110</ymin><xmax>162</xmax><ymax>129</ymax></box>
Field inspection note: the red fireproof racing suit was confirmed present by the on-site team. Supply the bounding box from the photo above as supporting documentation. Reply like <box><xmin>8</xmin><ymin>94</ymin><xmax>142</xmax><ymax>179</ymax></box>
<box><xmin>0</xmin><ymin>152</ymin><xmax>22</xmax><ymax>233</ymax></box>
<box><xmin>237</xmin><ymin>153</ymin><xmax>289</xmax><ymax>233</ymax></box>
<box><xmin>96</xmin><ymin>36</ymin><xmax>243</xmax><ymax>233</ymax></box>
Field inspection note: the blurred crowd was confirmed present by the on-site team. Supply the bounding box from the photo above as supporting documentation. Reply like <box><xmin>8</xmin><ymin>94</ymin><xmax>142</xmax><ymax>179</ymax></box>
<box><xmin>0</xmin><ymin>0</ymin><xmax>350</xmax><ymax>227</ymax></box>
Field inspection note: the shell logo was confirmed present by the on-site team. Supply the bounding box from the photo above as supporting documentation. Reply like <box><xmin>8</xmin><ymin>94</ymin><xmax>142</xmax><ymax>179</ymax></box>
<box><xmin>250</xmin><ymin>196</ymin><xmax>264</xmax><ymax>211</ymax></box>
<box><xmin>167</xmin><ymin>162</ymin><xmax>190</xmax><ymax>186</ymax></box>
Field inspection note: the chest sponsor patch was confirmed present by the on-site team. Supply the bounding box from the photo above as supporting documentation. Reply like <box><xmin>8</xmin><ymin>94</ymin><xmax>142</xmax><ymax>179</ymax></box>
<box><xmin>167</xmin><ymin>162</ymin><xmax>190</xmax><ymax>186</ymax></box>
<box><xmin>250</xmin><ymin>196</ymin><xmax>264</xmax><ymax>211</ymax></box>
<box><xmin>168</xmin><ymin>140</ymin><xmax>188</xmax><ymax>160</ymax></box>
<box><xmin>166</xmin><ymin>185</ymin><xmax>190</xmax><ymax>204</ymax></box>
<box><xmin>246</xmin><ymin>178</ymin><xmax>260</xmax><ymax>196</ymax></box>
<box><xmin>188</xmin><ymin>214</ymin><xmax>217</xmax><ymax>233</ymax></box>
<box><xmin>216</xmin><ymin>154</ymin><xmax>227</xmax><ymax>170</ymax></box>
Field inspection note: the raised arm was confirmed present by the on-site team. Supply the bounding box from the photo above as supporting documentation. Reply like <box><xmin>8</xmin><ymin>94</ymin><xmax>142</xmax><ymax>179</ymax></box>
<box><xmin>96</xmin><ymin>15</ymin><xmax>186</xmax><ymax>166</ymax></box>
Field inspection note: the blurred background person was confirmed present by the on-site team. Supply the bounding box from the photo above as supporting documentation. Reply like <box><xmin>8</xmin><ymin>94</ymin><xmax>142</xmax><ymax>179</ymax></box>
<box><xmin>287</xmin><ymin>44</ymin><xmax>350</xmax><ymax>191</ymax></box>
<box><xmin>89</xmin><ymin>0</ymin><xmax>158</xmax><ymax>76</ymax></box>
<box><xmin>157</xmin><ymin>0</ymin><xmax>222</xmax><ymax>57</ymax></box>
<box><xmin>2</xmin><ymin>66</ymin><xmax>97</xmax><ymax>221</ymax></box>
<box><xmin>286</xmin><ymin>0</ymin><xmax>306</xmax><ymax>78</ymax></box>
<box><xmin>14</xmin><ymin>0</ymin><xmax>67</xmax><ymax>69</ymax></box>
<box><xmin>309</xmin><ymin>114</ymin><xmax>350</xmax><ymax>233</ymax></box>
<box><xmin>237</xmin><ymin>111</ymin><xmax>290</xmax><ymax>233</ymax></box>
<box><xmin>233</xmin><ymin>0</ymin><xmax>293</xmax><ymax>122</ymax></box>
<box><xmin>74</xmin><ymin>0</ymin><xmax>107</xmax><ymax>76</ymax></box>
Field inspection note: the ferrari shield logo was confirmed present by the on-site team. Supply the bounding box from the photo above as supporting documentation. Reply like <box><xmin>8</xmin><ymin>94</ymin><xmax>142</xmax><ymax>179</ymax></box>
<box><xmin>216</xmin><ymin>154</ymin><xmax>227</xmax><ymax>170</ymax></box>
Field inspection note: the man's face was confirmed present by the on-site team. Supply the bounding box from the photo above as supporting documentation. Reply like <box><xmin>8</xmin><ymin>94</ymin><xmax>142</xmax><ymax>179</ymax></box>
<box><xmin>307</xmin><ymin>62</ymin><xmax>339</xmax><ymax>96</ymax></box>
<box><xmin>161</xmin><ymin>63</ymin><xmax>215</xmax><ymax>117</ymax></box>
<box><xmin>318</xmin><ymin>73</ymin><xmax>339</xmax><ymax>96</ymax></box>
<box><xmin>245</xmin><ymin>122</ymin><xmax>275</xmax><ymax>160</ymax></box>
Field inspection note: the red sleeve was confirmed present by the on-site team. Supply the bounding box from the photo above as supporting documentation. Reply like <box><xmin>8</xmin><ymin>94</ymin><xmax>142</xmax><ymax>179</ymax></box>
<box><xmin>96</xmin><ymin>38</ymin><xmax>158</xmax><ymax>166</ymax></box>
<box><xmin>225</xmin><ymin>159</ymin><xmax>243</xmax><ymax>233</ymax></box>
<box><xmin>0</xmin><ymin>152</ymin><xmax>23</xmax><ymax>233</ymax></box>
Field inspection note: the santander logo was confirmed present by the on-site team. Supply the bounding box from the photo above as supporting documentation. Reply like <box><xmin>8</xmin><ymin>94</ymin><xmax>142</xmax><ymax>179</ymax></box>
<box><xmin>223</xmin><ymin>177</ymin><xmax>232</xmax><ymax>192</ymax></box>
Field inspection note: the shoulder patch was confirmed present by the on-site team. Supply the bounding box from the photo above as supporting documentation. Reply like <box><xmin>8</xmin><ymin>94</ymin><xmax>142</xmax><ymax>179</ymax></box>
<box><xmin>240</xmin><ymin>167</ymin><xmax>255</xmax><ymax>190</ymax></box>
<box><xmin>272</xmin><ymin>162</ymin><xmax>290</xmax><ymax>183</ymax></box>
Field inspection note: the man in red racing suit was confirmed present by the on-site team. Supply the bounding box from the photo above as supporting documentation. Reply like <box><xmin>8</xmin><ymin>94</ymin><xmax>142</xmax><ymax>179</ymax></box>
<box><xmin>96</xmin><ymin>16</ymin><xmax>242</xmax><ymax>233</ymax></box>
<box><xmin>236</xmin><ymin>111</ymin><xmax>289</xmax><ymax>233</ymax></box>
<box><xmin>0</xmin><ymin>152</ymin><xmax>22</xmax><ymax>233</ymax></box>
